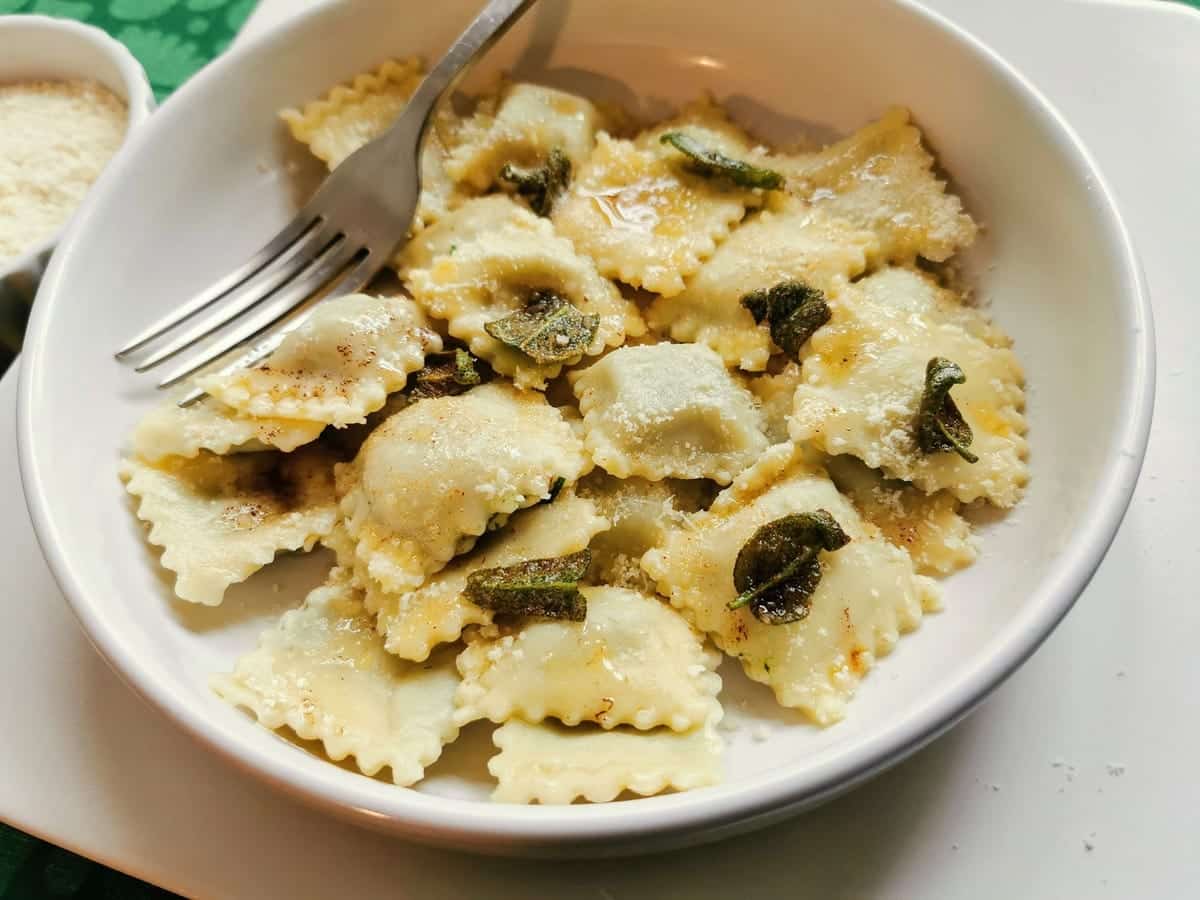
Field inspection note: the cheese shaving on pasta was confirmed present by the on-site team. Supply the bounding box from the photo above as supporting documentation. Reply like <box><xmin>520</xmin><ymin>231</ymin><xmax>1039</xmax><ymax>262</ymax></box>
<box><xmin>455</xmin><ymin>586</ymin><xmax>722</xmax><ymax>732</ymax></box>
<box><xmin>643</xmin><ymin>443</ymin><xmax>939</xmax><ymax>725</ymax></box>
<box><xmin>199</xmin><ymin>294</ymin><xmax>441</xmax><ymax>427</ymax></box>
<box><xmin>401</xmin><ymin>195</ymin><xmax>645</xmax><ymax>389</ymax></box>
<box><xmin>789</xmin><ymin>267</ymin><xmax>1028</xmax><ymax>506</ymax></box>
<box><xmin>212</xmin><ymin>569</ymin><xmax>459</xmax><ymax>785</ymax></box>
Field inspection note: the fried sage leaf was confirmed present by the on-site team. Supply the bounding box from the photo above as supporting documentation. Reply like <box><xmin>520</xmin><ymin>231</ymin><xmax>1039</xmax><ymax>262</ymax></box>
<box><xmin>465</xmin><ymin>549</ymin><xmax>592</xmax><ymax>621</ymax></box>
<box><xmin>499</xmin><ymin>148</ymin><xmax>572</xmax><ymax>216</ymax></box>
<box><xmin>408</xmin><ymin>348</ymin><xmax>487</xmax><ymax>400</ymax></box>
<box><xmin>917</xmin><ymin>356</ymin><xmax>978</xmax><ymax>463</ymax></box>
<box><xmin>484</xmin><ymin>291</ymin><xmax>600</xmax><ymax>365</ymax></box>
<box><xmin>740</xmin><ymin>281</ymin><xmax>831</xmax><ymax>362</ymax></box>
<box><xmin>728</xmin><ymin>511</ymin><xmax>850</xmax><ymax>625</ymax></box>
<box><xmin>660</xmin><ymin>131</ymin><xmax>785</xmax><ymax>190</ymax></box>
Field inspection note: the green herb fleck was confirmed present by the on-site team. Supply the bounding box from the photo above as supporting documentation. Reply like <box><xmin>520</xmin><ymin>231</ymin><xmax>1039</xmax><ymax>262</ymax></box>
<box><xmin>740</xmin><ymin>281</ymin><xmax>831</xmax><ymax>361</ymax></box>
<box><xmin>660</xmin><ymin>131</ymin><xmax>784</xmax><ymax>190</ymax></box>
<box><xmin>449</xmin><ymin>243</ymin><xmax>458</xmax><ymax>256</ymax></box>
<box><xmin>728</xmin><ymin>511</ymin><xmax>850</xmax><ymax>625</ymax></box>
<box><xmin>464</xmin><ymin>549</ymin><xmax>591</xmax><ymax>621</ymax></box>
<box><xmin>546</xmin><ymin>476</ymin><xmax>566</xmax><ymax>502</ymax></box>
<box><xmin>917</xmin><ymin>357</ymin><xmax>978</xmax><ymax>463</ymax></box>
<box><xmin>484</xmin><ymin>290</ymin><xmax>600</xmax><ymax>365</ymax></box>
<box><xmin>408</xmin><ymin>347</ymin><xmax>486</xmax><ymax>400</ymax></box>
<box><xmin>499</xmin><ymin>148</ymin><xmax>572</xmax><ymax>216</ymax></box>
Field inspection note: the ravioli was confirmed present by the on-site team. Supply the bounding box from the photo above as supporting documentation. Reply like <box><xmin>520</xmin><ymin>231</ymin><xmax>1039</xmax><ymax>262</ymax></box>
<box><xmin>825</xmin><ymin>454</ymin><xmax>977</xmax><ymax>576</ymax></box>
<box><xmin>572</xmin><ymin>342</ymin><xmax>768</xmax><ymax>483</ymax></box>
<box><xmin>281</xmin><ymin>57</ymin><xmax>467</xmax><ymax>229</ymax></box>
<box><xmin>576</xmin><ymin>471</ymin><xmax>712</xmax><ymax>590</ymax></box>
<box><xmin>131</xmin><ymin>396</ymin><xmax>325</xmax><ymax>462</ymax></box>
<box><xmin>646</xmin><ymin>199</ymin><xmax>876</xmax><ymax>370</ymax></box>
<box><xmin>789</xmin><ymin>267</ymin><xmax>1028</xmax><ymax>507</ymax></box>
<box><xmin>447</xmin><ymin>81</ymin><xmax>601</xmax><ymax>191</ymax></box>
<box><xmin>199</xmin><ymin>294</ymin><xmax>441</xmax><ymax>427</ymax></box>
<box><xmin>552</xmin><ymin>100</ymin><xmax>763</xmax><ymax>297</ymax></box>
<box><xmin>776</xmin><ymin>107</ymin><xmax>977</xmax><ymax>264</ymax></box>
<box><xmin>455</xmin><ymin>586</ymin><xmax>721</xmax><ymax>732</ymax></box>
<box><xmin>212</xmin><ymin>569</ymin><xmax>460</xmax><ymax>786</ymax></box>
<box><xmin>489</xmin><ymin>711</ymin><xmax>723</xmax><ymax>804</ymax></box>
<box><xmin>642</xmin><ymin>443</ymin><xmax>939</xmax><ymax>725</ymax></box>
<box><xmin>121</xmin><ymin>447</ymin><xmax>337</xmax><ymax>606</ymax></box>
<box><xmin>337</xmin><ymin>382</ymin><xmax>589</xmax><ymax>594</ymax></box>
<box><xmin>369</xmin><ymin>491</ymin><xmax>608</xmax><ymax>661</ymax></box>
<box><xmin>400</xmin><ymin>196</ymin><xmax>644</xmax><ymax>389</ymax></box>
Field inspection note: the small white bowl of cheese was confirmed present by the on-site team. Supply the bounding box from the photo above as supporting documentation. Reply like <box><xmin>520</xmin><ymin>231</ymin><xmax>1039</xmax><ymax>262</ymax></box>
<box><xmin>0</xmin><ymin>14</ymin><xmax>153</xmax><ymax>353</ymax></box>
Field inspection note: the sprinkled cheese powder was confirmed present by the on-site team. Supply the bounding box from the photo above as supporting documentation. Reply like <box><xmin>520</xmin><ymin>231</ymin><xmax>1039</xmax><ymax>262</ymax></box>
<box><xmin>0</xmin><ymin>79</ymin><xmax>127</xmax><ymax>260</ymax></box>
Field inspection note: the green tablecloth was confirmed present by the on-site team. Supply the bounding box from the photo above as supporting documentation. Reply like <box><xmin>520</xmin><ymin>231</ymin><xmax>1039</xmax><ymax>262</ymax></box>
<box><xmin>0</xmin><ymin>6</ymin><xmax>255</xmax><ymax>894</ymax></box>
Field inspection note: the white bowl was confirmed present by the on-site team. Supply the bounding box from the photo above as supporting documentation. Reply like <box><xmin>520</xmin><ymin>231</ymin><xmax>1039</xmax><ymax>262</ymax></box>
<box><xmin>16</xmin><ymin>0</ymin><xmax>1153</xmax><ymax>856</ymax></box>
<box><xmin>0</xmin><ymin>15</ymin><xmax>154</xmax><ymax>317</ymax></box>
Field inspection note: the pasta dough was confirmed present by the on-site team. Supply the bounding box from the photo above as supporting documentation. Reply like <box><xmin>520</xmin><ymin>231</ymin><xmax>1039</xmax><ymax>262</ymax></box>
<box><xmin>789</xmin><ymin>267</ymin><xmax>1028</xmax><ymax>506</ymax></box>
<box><xmin>825</xmin><ymin>454</ymin><xmax>977</xmax><ymax>577</ymax></box>
<box><xmin>455</xmin><ymin>585</ymin><xmax>721</xmax><ymax>731</ymax></box>
<box><xmin>401</xmin><ymin>196</ymin><xmax>645</xmax><ymax>389</ymax></box>
<box><xmin>199</xmin><ymin>294</ymin><xmax>441</xmax><ymax>427</ymax></box>
<box><xmin>447</xmin><ymin>81</ymin><xmax>600</xmax><ymax>191</ymax></box>
<box><xmin>488</xmin><ymin>710</ymin><xmax>723</xmax><ymax>804</ymax></box>
<box><xmin>370</xmin><ymin>491</ymin><xmax>608</xmax><ymax>661</ymax></box>
<box><xmin>572</xmin><ymin>342</ymin><xmax>768</xmax><ymax>483</ymax></box>
<box><xmin>776</xmin><ymin>107</ymin><xmax>976</xmax><ymax>264</ymax></box>
<box><xmin>642</xmin><ymin>443</ymin><xmax>939</xmax><ymax>725</ymax></box>
<box><xmin>646</xmin><ymin>199</ymin><xmax>876</xmax><ymax>370</ymax></box>
<box><xmin>552</xmin><ymin>100</ymin><xmax>762</xmax><ymax>297</ymax></box>
<box><xmin>748</xmin><ymin>362</ymin><xmax>804</xmax><ymax>446</ymax></box>
<box><xmin>121</xmin><ymin>447</ymin><xmax>337</xmax><ymax>606</ymax></box>
<box><xmin>281</xmin><ymin>57</ymin><xmax>466</xmax><ymax>229</ymax></box>
<box><xmin>131</xmin><ymin>396</ymin><xmax>325</xmax><ymax>462</ymax></box>
<box><xmin>212</xmin><ymin>569</ymin><xmax>460</xmax><ymax>785</ymax></box>
<box><xmin>337</xmin><ymin>382</ymin><xmax>589</xmax><ymax>594</ymax></box>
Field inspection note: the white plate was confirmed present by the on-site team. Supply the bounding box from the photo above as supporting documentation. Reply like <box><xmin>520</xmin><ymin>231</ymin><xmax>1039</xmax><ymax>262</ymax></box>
<box><xmin>16</xmin><ymin>0</ymin><xmax>1152</xmax><ymax>854</ymax></box>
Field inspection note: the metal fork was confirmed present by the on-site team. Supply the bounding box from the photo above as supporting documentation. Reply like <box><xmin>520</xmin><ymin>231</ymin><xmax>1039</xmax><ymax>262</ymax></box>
<box><xmin>116</xmin><ymin>0</ymin><xmax>538</xmax><ymax>403</ymax></box>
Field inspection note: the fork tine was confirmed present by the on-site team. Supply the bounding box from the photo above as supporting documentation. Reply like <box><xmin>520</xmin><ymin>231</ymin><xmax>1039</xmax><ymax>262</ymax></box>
<box><xmin>156</xmin><ymin>239</ymin><xmax>370</xmax><ymax>389</ymax></box>
<box><xmin>131</xmin><ymin>222</ymin><xmax>343</xmax><ymax>372</ymax></box>
<box><xmin>115</xmin><ymin>213</ymin><xmax>322</xmax><ymax>359</ymax></box>
<box><xmin>174</xmin><ymin>252</ymin><xmax>384</xmax><ymax>407</ymax></box>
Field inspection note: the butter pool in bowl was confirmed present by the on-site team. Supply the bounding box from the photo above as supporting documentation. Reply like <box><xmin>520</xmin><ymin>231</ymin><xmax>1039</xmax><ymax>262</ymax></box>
<box><xmin>0</xmin><ymin>15</ymin><xmax>153</xmax><ymax>361</ymax></box>
<box><xmin>17</xmin><ymin>0</ymin><xmax>1151</xmax><ymax>856</ymax></box>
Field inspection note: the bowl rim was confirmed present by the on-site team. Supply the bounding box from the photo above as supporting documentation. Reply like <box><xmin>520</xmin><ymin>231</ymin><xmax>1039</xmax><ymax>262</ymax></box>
<box><xmin>0</xmin><ymin>14</ymin><xmax>155</xmax><ymax>282</ymax></box>
<box><xmin>16</xmin><ymin>0</ymin><xmax>1155</xmax><ymax>851</ymax></box>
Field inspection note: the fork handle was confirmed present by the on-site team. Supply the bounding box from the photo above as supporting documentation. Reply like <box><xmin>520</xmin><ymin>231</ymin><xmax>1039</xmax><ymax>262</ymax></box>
<box><xmin>379</xmin><ymin>0</ymin><xmax>539</xmax><ymax>159</ymax></box>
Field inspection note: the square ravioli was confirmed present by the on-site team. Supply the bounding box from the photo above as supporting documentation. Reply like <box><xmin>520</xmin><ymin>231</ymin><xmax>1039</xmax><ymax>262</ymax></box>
<box><xmin>121</xmin><ymin>447</ymin><xmax>337</xmax><ymax>606</ymax></box>
<box><xmin>367</xmin><ymin>491</ymin><xmax>609</xmax><ymax>662</ymax></box>
<box><xmin>789</xmin><ymin>267</ymin><xmax>1028</xmax><ymax>507</ymax></box>
<box><xmin>775</xmin><ymin>107</ymin><xmax>977</xmax><ymax>264</ymax></box>
<box><xmin>400</xmin><ymin>195</ymin><xmax>644</xmax><ymax>390</ymax></box>
<box><xmin>198</xmin><ymin>294</ymin><xmax>442</xmax><ymax>427</ymax></box>
<box><xmin>646</xmin><ymin>198</ymin><xmax>877</xmax><ymax>370</ymax></box>
<box><xmin>642</xmin><ymin>444</ymin><xmax>940</xmax><ymax>725</ymax></box>
<box><xmin>455</xmin><ymin>585</ymin><xmax>722</xmax><ymax>732</ymax></box>
<box><xmin>571</xmin><ymin>342</ymin><xmax>768</xmax><ymax>484</ymax></box>
<box><xmin>281</xmin><ymin>57</ymin><xmax>468</xmax><ymax>229</ymax></box>
<box><xmin>446</xmin><ymin>81</ymin><xmax>602</xmax><ymax>192</ymax></box>
<box><xmin>131</xmin><ymin>396</ymin><xmax>325</xmax><ymax>462</ymax></box>
<box><xmin>489</xmin><ymin>711</ymin><xmax>723</xmax><ymax>804</ymax></box>
<box><xmin>552</xmin><ymin>99</ymin><xmax>764</xmax><ymax>297</ymax></box>
<box><xmin>336</xmin><ymin>382</ymin><xmax>589</xmax><ymax>594</ymax></box>
<box><xmin>213</xmin><ymin>570</ymin><xmax>460</xmax><ymax>786</ymax></box>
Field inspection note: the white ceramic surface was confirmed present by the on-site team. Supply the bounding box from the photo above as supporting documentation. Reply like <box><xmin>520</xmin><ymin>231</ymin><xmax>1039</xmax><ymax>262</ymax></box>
<box><xmin>15</xmin><ymin>0</ymin><xmax>1153</xmax><ymax>854</ymax></box>
<box><xmin>0</xmin><ymin>15</ymin><xmax>155</xmax><ymax>289</ymax></box>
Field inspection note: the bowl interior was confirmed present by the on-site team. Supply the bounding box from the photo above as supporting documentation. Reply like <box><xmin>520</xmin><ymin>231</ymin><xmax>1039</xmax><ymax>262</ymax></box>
<box><xmin>18</xmin><ymin>0</ymin><xmax>1148</xmax><ymax>852</ymax></box>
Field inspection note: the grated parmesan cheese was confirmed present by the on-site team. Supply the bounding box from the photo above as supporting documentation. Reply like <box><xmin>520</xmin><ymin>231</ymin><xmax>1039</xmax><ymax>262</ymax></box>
<box><xmin>0</xmin><ymin>79</ymin><xmax>127</xmax><ymax>260</ymax></box>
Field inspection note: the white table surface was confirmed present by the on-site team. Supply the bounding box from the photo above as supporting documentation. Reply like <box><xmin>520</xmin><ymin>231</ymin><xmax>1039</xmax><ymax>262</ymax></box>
<box><xmin>3</xmin><ymin>0</ymin><xmax>1198</xmax><ymax>896</ymax></box>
